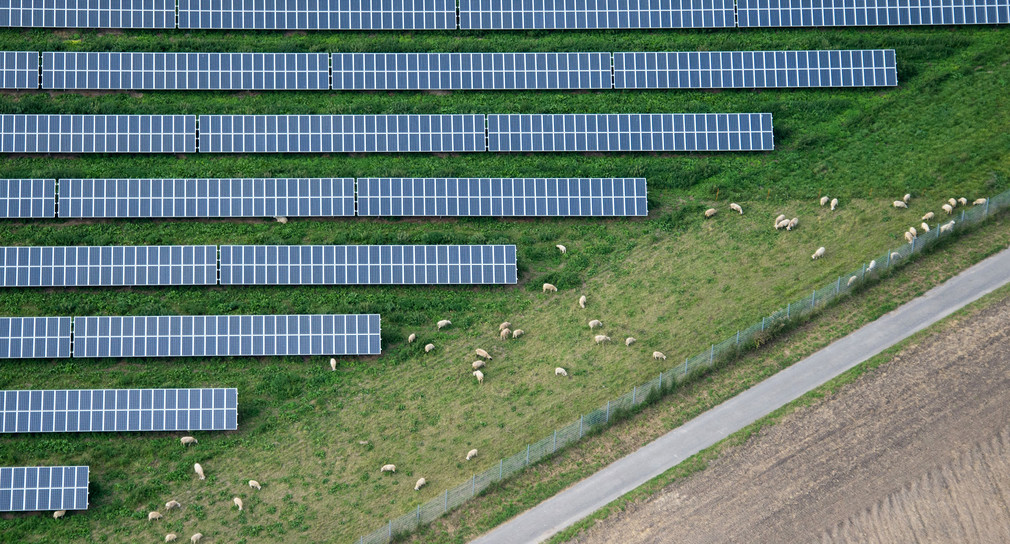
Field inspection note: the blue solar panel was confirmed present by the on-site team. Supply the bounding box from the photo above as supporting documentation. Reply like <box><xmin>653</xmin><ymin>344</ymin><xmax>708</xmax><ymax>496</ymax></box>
<box><xmin>0</xmin><ymin>317</ymin><xmax>72</xmax><ymax>359</ymax></box>
<box><xmin>178</xmin><ymin>0</ymin><xmax>456</xmax><ymax>29</ymax></box>
<box><xmin>614</xmin><ymin>50</ymin><xmax>898</xmax><ymax>89</ymax></box>
<box><xmin>737</xmin><ymin>0</ymin><xmax>1010</xmax><ymax>26</ymax></box>
<box><xmin>0</xmin><ymin>115</ymin><xmax>196</xmax><ymax>153</ymax></box>
<box><xmin>220</xmin><ymin>245</ymin><xmax>518</xmax><ymax>285</ymax></box>
<box><xmin>43</xmin><ymin>52</ymin><xmax>330</xmax><ymax>91</ymax></box>
<box><xmin>0</xmin><ymin>466</ymin><xmax>88</xmax><ymax>512</ymax></box>
<box><xmin>0</xmin><ymin>179</ymin><xmax>55</xmax><ymax>218</ymax></box>
<box><xmin>73</xmin><ymin>314</ymin><xmax>382</xmax><ymax>357</ymax></box>
<box><xmin>0</xmin><ymin>0</ymin><xmax>173</xmax><ymax>27</ymax></box>
<box><xmin>58</xmin><ymin>178</ymin><xmax>355</xmax><ymax>218</ymax></box>
<box><xmin>0</xmin><ymin>51</ymin><xmax>38</xmax><ymax>89</ymax></box>
<box><xmin>357</xmin><ymin>178</ymin><xmax>648</xmax><ymax>216</ymax></box>
<box><xmin>487</xmin><ymin>113</ymin><xmax>774</xmax><ymax>152</ymax></box>
<box><xmin>332</xmin><ymin>53</ymin><xmax>611</xmax><ymax>90</ymax></box>
<box><xmin>198</xmin><ymin>115</ymin><xmax>486</xmax><ymax>153</ymax></box>
<box><xmin>459</xmin><ymin>0</ymin><xmax>735</xmax><ymax>28</ymax></box>
<box><xmin>0</xmin><ymin>389</ymin><xmax>238</xmax><ymax>433</ymax></box>
<box><xmin>0</xmin><ymin>246</ymin><xmax>217</xmax><ymax>287</ymax></box>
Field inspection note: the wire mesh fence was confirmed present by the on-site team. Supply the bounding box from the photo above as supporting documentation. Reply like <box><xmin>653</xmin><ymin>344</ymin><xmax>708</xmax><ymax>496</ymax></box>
<box><xmin>357</xmin><ymin>188</ymin><xmax>1010</xmax><ymax>544</ymax></box>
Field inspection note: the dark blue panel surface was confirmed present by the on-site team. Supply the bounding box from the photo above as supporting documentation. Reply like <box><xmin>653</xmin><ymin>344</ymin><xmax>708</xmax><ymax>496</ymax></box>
<box><xmin>0</xmin><ymin>317</ymin><xmax>71</xmax><ymax>359</ymax></box>
<box><xmin>459</xmin><ymin>0</ymin><xmax>735</xmax><ymax>28</ymax></box>
<box><xmin>179</xmin><ymin>0</ymin><xmax>456</xmax><ymax>29</ymax></box>
<box><xmin>0</xmin><ymin>466</ymin><xmax>88</xmax><ymax>512</ymax></box>
<box><xmin>0</xmin><ymin>246</ymin><xmax>217</xmax><ymax>287</ymax></box>
<box><xmin>0</xmin><ymin>0</ymin><xmax>173</xmax><ymax>28</ymax></box>
<box><xmin>0</xmin><ymin>51</ymin><xmax>38</xmax><ymax>89</ymax></box>
<box><xmin>0</xmin><ymin>115</ymin><xmax>197</xmax><ymax>153</ymax></box>
<box><xmin>0</xmin><ymin>179</ymin><xmax>55</xmax><ymax>218</ymax></box>
<box><xmin>737</xmin><ymin>0</ymin><xmax>1010</xmax><ymax>27</ymax></box>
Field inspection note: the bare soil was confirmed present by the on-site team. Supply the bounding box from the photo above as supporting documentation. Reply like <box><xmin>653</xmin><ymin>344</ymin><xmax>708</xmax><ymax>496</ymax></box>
<box><xmin>570</xmin><ymin>293</ymin><xmax>1010</xmax><ymax>544</ymax></box>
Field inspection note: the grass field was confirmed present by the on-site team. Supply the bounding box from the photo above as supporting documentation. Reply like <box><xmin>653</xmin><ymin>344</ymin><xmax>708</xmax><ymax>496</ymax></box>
<box><xmin>0</xmin><ymin>24</ymin><xmax>1008</xmax><ymax>544</ymax></box>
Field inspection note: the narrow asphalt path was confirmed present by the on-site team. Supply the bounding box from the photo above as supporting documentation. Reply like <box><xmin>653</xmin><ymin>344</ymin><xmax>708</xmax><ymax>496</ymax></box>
<box><xmin>471</xmin><ymin>245</ymin><xmax>1010</xmax><ymax>544</ymax></box>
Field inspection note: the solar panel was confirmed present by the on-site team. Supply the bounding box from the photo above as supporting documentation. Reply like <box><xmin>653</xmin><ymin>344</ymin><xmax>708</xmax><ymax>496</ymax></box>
<box><xmin>0</xmin><ymin>389</ymin><xmax>238</xmax><ymax>433</ymax></box>
<box><xmin>486</xmin><ymin>113</ymin><xmax>774</xmax><ymax>152</ymax></box>
<box><xmin>0</xmin><ymin>466</ymin><xmax>88</xmax><ymax>512</ymax></box>
<box><xmin>0</xmin><ymin>317</ymin><xmax>72</xmax><ymax>359</ymax></box>
<box><xmin>614</xmin><ymin>50</ymin><xmax>898</xmax><ymax>89</ymax></box>
<box><xmin>737</xmin><ymin>0</ymin><xmax>1010</xmax><ymax>26</ymax></box>
<box><xmin>73</xmin><ymin>314</ymin><xmax>382</xmax><ymax>357</ymax></box>
<box><xmin>0</xmin><ymin>246</ymin><xmax>217</xmax><ymax>287</ymax></box>
<box><xmin>331</xmin><ymin>53</ymin><xmax>611</xmax><ymax>90</ymax></box>
<box><xmin>357</xmin><ymin>178</ymin><xmax>648</xmax><ymax>216</ymax></box>
<box><xmin>0</xmin><ymin>51</ymin><xmax>38</xmax><ymax>89</ymax></box>
<box><xmin>0</xmin><ymin>0</ymin><xmax>174</xmax><ymax>27</ymax></box>
<box><xmin>178</xmin><ymin>0</ymin><xmax>456</xmax><ymax>29</ymax></box>
<box><xmin>57</xmin><ymin>178</ymin><xmax>355</xmax><ymax>218</ymax></box>
<box><xmin>459</xmin><ymin>0</ymin><xmax>735</xmax><ymax>28</ymax></box>
<box><xmin>42</xmin><ymin>52</ymin><xmax>330</xmax><ymax>91</ymax></box>
<box><xmin>0</xmin><ymin>179</ymin><xmax>55</xmax><ymax>218</ymax></box>
<box><xmin>220</xmin><ymin>245</ymin><xmax>518</xmax><ymax>285</ymax></box>
<box><xmin>198</xmin><ymin>115</ymin><xmax>486</xmax><ymax>153</ymax></box>
<box><xmin>0</xmin><ymin>115</ymin><xmax>197</xmax><ymax>153</ymax></box>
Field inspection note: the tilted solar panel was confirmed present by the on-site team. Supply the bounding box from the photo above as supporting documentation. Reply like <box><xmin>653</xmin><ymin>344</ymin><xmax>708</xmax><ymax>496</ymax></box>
<box><xmin>0</xmin><ymin>0</ymin><xmax>173</xmax><ymax>28</ymax></box>
<box><xmin>0</xmin><ymin>389</ymin><xmax>238</xmax><ymax>433</ymax></box>
<box><xmin>614</xmin><ymin>50</ymin><xmax>898</xmax><ymax>89</ymax></box>
<box><xmin>487</xmin><ymin>113</ymin><xmax>774</xmax><ymax>152</ymax></box>
<box><xmin>220</xmin><ymin>245</ymin><xmax>518</xmax><ymax>285</ymax></box>
<box><xmin>0</xmin><ymin>51</ymin><xmax>38</xmax><ymax>89</ymax></box>
<box><xmin>58</xmin><ymin>178</ymin><xmax>355</xmax><ymax>218</ymax></box>
<box><xmin>0</xmin><ymin>115</ymin><xmax>197</xmax><ymax>153</ymax></box>
<box><xmin>0</xmin><ymin>246</ymin><xmax>218</xmax><ymax>287</ymax></box>
<box><xmin>73</xmin><ymin>314</ymin><xmax>382</xmax><ymax>357</ymax></box>
<box><xmin>43</xmin><ymin>52</ymin><xmax>330</xmax><ymax>91</ymax></box>
<box><xmin>0</xmin><ymin>317</ymin><xmax>72</xmax><ymax>359</ymax></box>
<box><xmin>0</xmin><ymin>179</ymin><xmax>55</xmax><ymax>218</ymax></box>
<box><xmin>737</xmin><ymin>0</ymin><xmax>1010</xmax><ymax>26</ymax></box>
<box><xmin>357</xmin><ymin>178</ymin><xmax>648</xmax><ymax>216</ymax></box>
<box><xmin>459</xmin><ymin>0</ymin><xmax>735</xmax><ymax>28</ymax></box>
<box><xmin>178</xmin><ymin>0</ymin><xmax>456</xmax><ymax>29</ymax></box>
<box><xmin>0</xmin><ymin>466</ymin><xmax>88</xmax><ymax>512</ymax></box>
<box><xmin>331</xmin><ymin>53</ymin><xmax>611</xmax><ymax>90</ymax></box>
<box><xmin>198</xmin><ymin>115</ymin><xmax>486</xmax><ymax>153</ymax></box>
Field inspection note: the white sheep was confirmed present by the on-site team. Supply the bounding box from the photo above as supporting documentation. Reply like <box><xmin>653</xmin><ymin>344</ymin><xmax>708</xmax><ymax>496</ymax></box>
<box><xmin>893</xmin><ymin>201</ymin><xmax>907</xmax><ymax>209</ymax></box>
<box><xmin>414</xmin><ymin>478</ymin><xmax>427</xmax><ymax>491</ymax></box>
<box><xmin>974</xmin><ymin>198</ymin><xmax>987</xmax><ymax>205</ymax></box>
<box><xmin>775</xmin><ymin>219</ymin><xmax>790</xmax><ymax>230</ymax></box>
<box><xmin>53</xmin><ymin>510</ymin><xmax>66</xmax><ymax>519</ymax></box>
<box><xmin>588</xmin><ymin>319</ymin><xmax>603</xmax><ymax>329</ymax></box>
<box><xmin>922</xmin><ymin>211</ymin><xmax>935</xmax><ymax>221</ymax></box>
<box><xmin>233</xmin><ymin>497</ymin><xmax>243</xmax><ymax>511</ymax></box>
<box><xmin>903</xmin><ymin>193</ymin><xmax>911</xmax><ymax>203</ymax></box>
<box><xmin>578</xmin><ymin>295</ymin><xmax>586</xmax><ymax>308</ymax></box>
<box><xmin>908</xmin><ymin>226</ymin><xmax>917</xmax><ymax>238</ymax></box>
<box><xmin>704</xmin><ymin>208</ymin><xmax>717</xmax><ymax>218</ymax></box>
<box><xmin>729</xmin><ymin>203</ymin><xmax>743</xmax><ymax>214</ymax></box>
<box><xmin>921</xmin><ymin>222</ymin><xmax>930</xmax><ymax>232</ymax></box>
<box><xmin>500</xmin><ymin>328</ymin><xmax>511</xmax><ymax>340</ymax></box>
<box><xmin>475</xmin><ymin>348</ymin><xmax>491</xmax><ymax>359</ymax></box>
<box><xmin>512</xmin><ymin>329</ymin><xmax>524</xmax><ymax>339</ymax></box>
<box><xmin>437</xmin><ymin>319</ymin><xmax>451</xmax><ymax>329</ymax></box>
<box><xmin>958</xmin><ymin>197</ymin><xmax>968</xmax><ymax>206</ymax></box>
<box><xmin>653</xmin><ymin>351</ymin><xmax>667</xmax><ymax>360</ymax></box>
<box><xmin>774</xmin><ymin>213</ymin><xmax>786</xmax><ymax>224</ymax></box>
<box><xmin>165</xmin><ymin>500</ymin><xmax>181</xmax><ymax>510</ymax></box>
<box><xmin>274</xmin><ymin>216</ymin><xmax>288</xmax><ymax>224</ymax></box>
<box><xmin>193</xmin><ymin>463</ymin><xmax>205</xmax><ymax>480</ymax></box>
<box><xmin>830</xmin><ymin>198</ymin><xmax>838</xmax><ymax>211</ymax></box>
<box><xmin>868</xmin><ymin>260</ymin><xmax>877</xmax><ymax>272</ymax></box>
<box><xmin>625</xmin><ymin>337</ymin><xmax>636</xmax><ymax>346</ymax></box>
<box><xmin>329</xmin><ymin>358</ymin><xmax>336</xmax><ymax>371</ymax></box>
<box><xmin>940</xmin><ymin>220</ymin><xmax>955</xmax><ymax>233</ymax></box>
<box><xmin>942</xmin><ymin>203</ymin><xmax>954</xmax><ymax>214</ymax></box>
<box><xmin>473</xmin><ymin>370</ymin><xmax>484</xmax><ymax>384</ymax></box>
<box><xmin>249</xmin><ymin>480</ymin><xmax>261</xmax><ymax>490</ymax></box>
<box><xmin>499</xmin><ymin>321</ymin><xmax>511</xmax><ymax>331</ymax></box>
<box><xmin>466</xmin><ymin>449</ymin><xmax>478</xmax><ymax>461</ymax></box>
<box><xmin>424</xmin><ymin>343</ymin><xmax>435</xmax><ymax>353</ymax></box>
<box><xmin>787</xmin><ymin>218</ymin><xmax>799</xmax><ymax>231</ymax></box>
<box><xmin>847</xmin><ymin>276</ymin><xmax>857</xmax><ymax>286</ymax></box>
<box><xmin>820</xmin><ymin>196</ymin><xmax>829</xmax><ymax>206</ymax></box>
<box><xmin>149</xmin><ymin>511</ymin><xmax>163</xmax><ymax>521</ymax></box>
<box><xmin>812</xmin><ymin>247</ymin><xmax>826</xmax><ymax>260</ymax></box>
<box><xmin>190</xmin><ymin>534</ymin><xmax>203</xmax><ymax>544</ymax></box>
<box><xmin>380</xmin><ymin>464</ymin><xmax>396</xmax><ymax>473</ymax></box>
<box><xmin>948</xmin><ymin>198</ymin><xmax>958</xmax><ymax>208</ymax></box>
<box><xmin>904</xmin><ymin>231</ymin><xmax>914</xmax><ymax>244</ymax></box>
<box><xmin>555</xmin><ymin>367</ymin><xmax>568</xmax><ymax>377</ymax></box>
<box><xmin>180</xmin><ymin>436</ymin><xmax>197</xmax><ymax>446</ymax></box>
<box><xmin>891</xmin><ymin>252</ymin><xmax>902</xmax><ymax>261</ymax></box>
<box><xmin>556</xmin><ymin>244</ymin><xmax>567</xmax><ymax>254</ymax></box>
<box><xmin>165</xmin><ymin>534</ymin><xmax>177</xmax><ymax>543</ymax></box>
<box><xmin>594</xmin><ymin>335</ymin><xmax>611</xmax><ymax>344</ymax></box>
<box><xmin>543</xmin><ymin>283</ymin><xmax>557</xmax><ymax>293</ymax></box>
<box><xmin>472</xmin><ymin>360</ymin><xmax>485</xmax><ymax>370</ymax></box>
<box><xmin>407</xmin><ymin>333</ymin><xmax>416</xmax><ymax>344</ymax></box>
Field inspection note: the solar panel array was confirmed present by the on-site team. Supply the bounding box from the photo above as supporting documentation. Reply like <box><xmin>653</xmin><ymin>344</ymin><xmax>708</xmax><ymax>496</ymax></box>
<box><xmin>73</xmin><ymin>314</ymin><xmax>381</xmax><ymax>357</ymax></box>
<box><xmin>357</xmin><ymin>178</ymin><xmax>648</xmax><ymax>216</ymax></box>
<box><xmin>42</xmin><ymin>52</ymin><xmax>330</xmax><ymax>90</ymax></box>
<box><xmin>458</xmin><ymin>0</ymin><xmax>736</xmax><ymax>28</ymax></box>
<box><xmin>614</xmin><ymin>50</ymin><xmax>898</xmax><ymax>89</ymax></box>
<box><xmin>332</xmin><ymin>53</ymin><xmax>611</xmax><ymax>90</ymax></box>
<box><xmin>0</xmin><ymin>51</ymin><xmax>38</xmax><ymax>89</ymax></box>
<box><xmin>0</xmin><ymin>246</ymin><xmax>218</xmax><ymax>287</ymax></box>
<box><xmin>0</xmin><ymin>0</ymin><xmax>174</xmax><ymax>28</ymax></box>
<box><xmin>487</xmin><ymin>113</ymin><xmax>774</xmax><ymax>152</ymax></box>
<box><xmin>198</xmin><ymin>115</ymin><xmax>486</xmax><ymax>153</ymax></box>
<box><xmin>177</xmin><ymin>0</ymin><xmax>456</xmax><ymax>28</ymax></box>
<box><xmin>0</xmin><ymin>466</ymin><xmax>88</xmax><ymax>512</ymax></box>
<box><xmin>0</xmin><ymin>179</ymin><xmax>55</xmax><ymax>218</ymax></box>
<box><xmin>737</xmin><ymin>0</ymin><xmax>1010</xmax><ymax>26</ymax></box>
<box><xmin>0</xmin><ymin>115</ymin><xmax>197</xmax><ymax>153</ymax></box>
<box><xmin>58</xmin><ymin>178</ymin><xmax>355</xmax><ymax>218</ymax></box>
<box><xmin>0</xmin><ymin>388</ymin><xmax>237</xmax><ymax>433</ymax></box>
<box><xmin>220</xmin><ymin>245</ymin><xmax>518</xmax><ymax>285</ymax></box>
<box><xmin>0</xmin><ymin>317</ymin><xmax>72</xmax><ymax>359</ymax></box>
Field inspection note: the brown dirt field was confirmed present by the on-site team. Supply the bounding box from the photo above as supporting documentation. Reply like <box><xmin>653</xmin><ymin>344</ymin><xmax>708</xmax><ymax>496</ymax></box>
<box><xmin>570</xmin><ymin>293</ymin><xmax>1010</xmax><ymax>544</ymax></box>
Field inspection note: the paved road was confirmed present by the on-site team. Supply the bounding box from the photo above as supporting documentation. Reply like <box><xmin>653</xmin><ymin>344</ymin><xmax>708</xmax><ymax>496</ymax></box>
<box><xmin>470</xmin><ymin>246</ymin><xmax>1010</xmax><ymax>544</ymax></box>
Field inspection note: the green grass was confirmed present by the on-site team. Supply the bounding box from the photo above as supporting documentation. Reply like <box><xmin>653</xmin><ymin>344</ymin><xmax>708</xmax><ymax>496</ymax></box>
<box><xmin>0</xmin><ymin>24</ymin><xmax>1007</xmax><ymax>544</ymax></box>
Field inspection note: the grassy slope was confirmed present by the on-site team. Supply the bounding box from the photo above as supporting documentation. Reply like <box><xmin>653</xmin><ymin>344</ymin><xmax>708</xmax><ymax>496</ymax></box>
<box><xmin>0</xmin><ymin>25</ymin><xmax>1006</xmax><ymax>543</ymax></box>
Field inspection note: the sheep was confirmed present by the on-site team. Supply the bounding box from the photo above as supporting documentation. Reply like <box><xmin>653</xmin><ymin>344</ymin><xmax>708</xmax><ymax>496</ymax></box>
<box><xmin>500</xmin><ymin>328</ymin><xmax>511</xmax><ymax>340</ymax></box>
<box><xmin>921</xmin><ymin>222</ymin><xmax>930</xmax><ymax>232</ymax></box>
<box><xmin>424</xmin><ymin>343</ymin><xmax>435</xmax><ymax>353</ymax></box>
<box><xmin>249</xmin><ymin>480</ymin><xmax>261</xmax><ymax>490</ymax></box>
<box><xmin>472</xmin><ymin>360</ymin><xmax>485</xmax><ymax>370</ymax></box>
<box><xmin>848</xmin><ymin>276</ymin><xmax>858</xmax><ymax>287</ymax></box>
<box><xmin>53</xmin><ymin>510</ymin><xmax>66</xmax><ymax>519</ymax></box>
<box><xmin>414</xmin><ymin>478</ymin><xmax>427</xmax><ymax>491</ymax></box>
<box><xmin>922</xmin><ymin>211</ymin><xmax>935</xmax><ymax>221</ymax></box>
<box><xmin>190</xmin><ymin>534</ymin><xmax>203</xmax><ymax>544</ymax></box>
<box><xmin>893</xmin><ymin>201</ymin><xmax>907</xmax><ymax>209</ymax></box>
<box><xmin>180</xmin><ymin>436</ymin><xmax>197</xmax><ymax>446</ymax></box>
<box><xmin>958</xmin><ymin>197</ymin><xmax>968</xmax><ymax>206</ymax></box>
<box><xmin>830</xmin><ymin>198</ymin><xmax>838</xmax><ymax>211</ymax></box>
<box><xmin>904</xmin><ymin>231</ymin><xmax>914</xmax><ymax>244</ymax></box>
<box><xmin>437</xmin><ymin>319</ymin><xmax>451</xmax><ymax>329</ymax></box>
<box><xmin>775</xmin><ymin>219</ymin><xmax>790</xmax><ymax>230</ymax></box>
<box><xmin>380</xmin><ymin>464</ymin><xmax>396</xmax><ymax>473</ymax></box>
<box><xmin>868</xmin><ymin>260</ymin><xmax>877</xmax><ymax>272</ymax></box>
<box><xmin>653</xmin><ymin>351</ymin><xmax>667</xmax><ymax>360</ymax></box>
<box><xmin>475</xmin><ymin>348</ymin><xmax>491</xmax><ymax>359</ymax></box>
<box><xmin>820</xmin><ymin>196</ymin><xmax>829</xmax><ymax>206</ymax></box>
<box><xmin>579</xmin><ymin>295</ymin><xmax>587</xmax><ymax>308</ymax></box>
<box><xmin>473</xmin><ymin>370</ymin><xmax>484</xmax><ymax>384</ymax></box>
<box><xmin>512</xmin><ymin>329</ymin><xmax>524</xmax><ymax>339</ymax></box>
<box><xmin>588</xmin><ymin>319</ymin><xmax>603</xmax><ymax>329</ymax></box>
<box><xmin>787</xmin><ymin>218</ymin><xmax>799</xmax><ymax>231</ymax></box>
<box><xmin>704</xmin><ymin>208</ymin><xmax>717</xmax><ymax>218</ymax></box>
<box><xmin>942</xmin><ymin>203</ymin><xmax>954</xmax><ymax>214</ymax></box>
<box><xmin>274</xmin><ymin>216</ymin><xmax>288</xmax><ymax>224</ymax></box>
<box><xmin>555</xmin><ymin>367</ymin><xmax>568</xmax><ymax>377</ymax></box>
<box><xmin>891</xmin><ymin>252</ymin><xmax>902</xmax><ymax>261</ymax></box>
<box><xmin>233</xmin><ymin>497</ymin><xmax>243</xmax><ymax>511</ymax></box>
<box><xmin>193</xmin><ymin>463</ymin><xmax>205</xmax><ymax>480</ymax></box>
<box><xmin>812</xmin><ymin>247</ymin><xmax>826</xmax><ymax>260</ymax></box>
<box><xmin>407</xmin><ymin>333</ymin><xmax>416</xmax><ymax>344</ymax></box>
<box><xmin>329</xmin><ymin>358</ymin><xmax>336</xmax><ymax>371</ymax></box>
<box><xmin>903</xmin><ymin>193</ymin><xmax>911</xmax><ymax>204</ymax></box>
<box><xmin>543</xmin><ymin>283</ymin><xmax>557</xmax><ymax>293</ymax></box>
<box><xmin>774</xmin><ymin>214</ymin><xmax>786</xmax><ymax>225</ymax></box>
<box><xmin>974</xmin><ymin>198</ymin><xmax>988</xmax><ymax>206</ymax></box>
<box><xmin>165</xmin><ymin>500</ymin><xmax>181</xmax><ymax>510</ymax></box>
<box><xmin>556</xmin><ymin>244</ymin><xmax>567</xmax><ymax>254</ymax></box>
<box><xmin>594</xmin><ymin>335</ymin><xmax>611</xmax><ymax>344</ymax></box>
<box><xmin>729</xmin><ymin>203</ymin><xmax>743</xmax><ymax>214</ymax></box>
<box><xmin>499</xmin><ymin>321</ymin><xmax>511</xmax><ymax>331</ymax></box>
<box><xmin>908</xmin><ymin>226</ymin><xmax>917</xmax><ymax>238</ymax></box>
<box><xmin>165</xmin><ymin>535</ymin><xmax>177</xmax><ymax>543</ymax></box>
<box><xmin>466</xmin><ymin>449</ymin><xmax>479</xmax><ymax>460</ymax></box>
<box><xmin>149</xmin><ymin>511</ymin><xmax>163</xmax><ymax>521</ymax></box>
<box><xmin>940</xmin><ymin>220</ymin><xmax>955</xmax><ymax>233</ymax></box>
<box><xmin>948</xmin><ymin>198</ymin><xmax>958</xmax><ymax>208</ymax></box>
<box><xmin>625</xmin><ymin>337</ymin><xmax>636</xmax><ymax>346</ymax></box>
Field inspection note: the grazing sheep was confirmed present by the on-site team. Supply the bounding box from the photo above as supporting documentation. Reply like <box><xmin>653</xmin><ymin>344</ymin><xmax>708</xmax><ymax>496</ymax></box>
<box><xmin>974</xmin><ymin>198</ymin><xmax>988</xmax><ymax>205</ymax></box>
<box><xmin>165</xmin><ymin>535</ymin><xmax>177</xmax><ymax>543</ymax></box>
<box><xmin>704</xmin><ymin>208</ymin><xmax>717</xmax><ymax>218</ymax></box>
<box><xmin>891</xmin><ymin>252</ymin><xmax>902</xmax><ymax>261</ymax></box>
<box><xmin>848</xmin><ymin>276</ymin><xmax>858</xmax><ymax>286</ymax></box>
<box><xmin>830</xmin><ymin>198</ymin><xmax>838</xmax><ymax>211</ymax></box>
<box><xmin>556</xmin><ymin>244</ymin><xmax>567</xmax><ymax>254</ymax></box>
<box><xmin>437</xmin><ymin>319</ymin><xmax>451</xmax><ymax>329</ymax></box>
<box><xmin>729</xmin><ymin>203</ymin><xmax>743</xmax><ymax>214</ymax></box>
<box><xmin>414</xmin><ymin>478</ymin><xmax>427</xmax><ymax>491</ymax></box>
<box><xmin>233</xmin><ymin>497</ymin><xmax>243</xmax><ymax>511</ymax></box>
<box><xmin>475</xmin><ymin>348</ymin><xmax>491</xmax><ymax>359</ymax></box>
<box><xmin>543</xmin><ymin>283</ymin><xmax>557</xmax><ymax>293</ymax></box>
<box><xmin>149</xmin><ymin>511</ymin><xmax>163</xmax><ymax>521</ymax></box>
<box><xmin>274</xmin><ymin>216</ymin><xmax>288</xmax><ymax>224</ymax></box>
<box><xmin>555</xmin><ymin>367</ymin><xmax>568</xmax><ymax>377</ymax></box>
<box><xmin>466</xmin><ymin>449</ymin><xmax>479</xmax><ymax>461</ymax></box>
<box><xmin>904</xmin><ymin>231</ymin><xmax>914</xmax><ymax>244</ymax></box>
<box><xmin>653</xmin><ymin>351</ymin><xmax>667</xmax><ymax>360</ymax></box>
<box><xmin>579</xmin><ymin>295</ymin><xmax>587</xmax><ymax>308</ymax></box>
<box><xmin>908</xmin><ymin>226</ymin><xmax>917</xmax><ymax>237</ymax></box>
<box><xmin>820</xmin><ymin>196</ymin><xmax>829</xmax><ymax>206</ymax></box>
<box><xmin>190</xmin><ymin>534</ymin><xmax>203</xmax><ymax>544</ymax></box>
<box><xmin>588</xmin><ymin>319</ymin><xmax>603</xmax><ymax>329</ymax></box>
<box><xmin>329</xmin><ymin>358</ymin><xmax>336</xmax><ymax>371</ymax></box>
<box><xmin>940</xmin><ymin>220</ymin><xmax>955</xmax><ymax>233</ymax></box>
<box><xmin>512</xmin><ymin>329</ymin><xmax>524</xmax><ymax>339</ymax></box>
<box><xmin>903</xmin><ymin>193</ymin><xmax>911</xmax><ymax>203</ymax></box>
<box><xmin>948</xmin><ymin>198</ymin><xmax>958</xmax><ymax>208</ymax></box>
<box><xmin>424</xmin><ymin>343</ymin><xmax>435</xmax><ymax>353</ymax></box>
<box><xmin>472</xmin><ymin>360</ymin><xmax>485</xmax><ymax>370</ymax></box>
<box><xmin>249</xmin><ymin>480</ymin><xmax>261</xmax><ymax>490</ymax></box>
<box><xmin>893</xmin><ymin>201</ymin><xmax>907</xmax><ymax>209</ymax></box>
<box><xmin>180</xmin><ymin>436</ymin><xmax>197</xmax><ymax>446</ymax></box>
<box><xmin>193</xmin><ymin>463</ymin><xmax>205</xmax><ymax>480</ymax></box>
<box><xmin>165</xmin><ymin>500</ymin><xmax>181</xmax><ymax>510</ymax></box>
<box><xmin>812</xmin><ymin>247</ymin><xmax>826</xmax><ymax>260</ymax></box>
<box><xmin>625</xmin><ymin>337</ymin><xmax>636</xmax><ymax>346</ymax></box>
<box><xmin>868</xmin><ymin>260</ymin><xmax>877</xmax><ymax>272</ymax></box>
<box><xmin>407</xmin><ymin>333</ymin><xmax>416</xmax><ymax>344</ymax></box>
<box><xmin>942</xmin><ymin>203</ymin><xmax>954</xmax><ymax>214</ymax></box>
<box><xmin>499</xmin><ymin>321</ymin><xmax>511</xmax><ymax>331</ymax></box>
<box><xmin>921</xmin><ymin>222</ymin><xmax>930</xmax><ymax>232</ymax></box>
<box><xmin>53</xmin><ymin>510</ymin><xmax>65</xmax><ymax>519</ymax></box>
<box><xmin>500</xmin><ymin>328</ymin><xmax>511</xmax><ymax>340</ymax></box>
<box><xmin>594</xmin><ymin>335</ymin><xmax>611</xmax><ymax>344</ymax></box>
<box><xmin>787</xmin><ymin>218</ymin><xmax>799</xmax><ymax>231</ymax></box>
<box><xmin>958</xmin><ymin>197</ymin><xmax>968</xmax><ymax>206</ymax></box>
<box><xmin>774</xmin><ymin>214</ymin><xmax>786</xmax><ymax>225</ymax></box>
<box><xmin>775</xmin><ymin>219</ymin><xmax>790</xmax><ymax>230</ymax></box>
<box><xmin>380</xmin><ymin>464</ymin><xmax>396</xmax><ymax>473</ymax></box>
<box><xmin>473</xmin><ymin>370</ymin><xmax>484</xmax><ymax>384</ymax></box>
<box><xmin>922</xmin><ymin>211</ymin><xmax>935</xmax><ymax>221</ymax></box>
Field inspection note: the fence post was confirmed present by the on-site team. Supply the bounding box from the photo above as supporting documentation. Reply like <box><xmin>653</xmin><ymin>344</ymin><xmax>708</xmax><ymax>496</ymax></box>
<box><xmin>658</xmin><ymin>371</ymin><xmax>663</xmax><ymax>390</ymax></box>
<box><xmin>553</xmin><ymin>429</ymin><xmax>557</xmax><ymax>452</ymax></box>
<box><xmin>961</xmin><ymin>210</ymin><xmax>965</xmax><ymax>223</ymax></box>
<box><xmin>444</xmin><ymin>489</ymin><xmax>448</xmax><ymax>512</ymax></box>
<box><xmin>887</xmin><ymin>251</ymin><xmax>891</xmax><ymax>267</ymax></box>
<box><xmin>632</xmin><ymin>386</ymin><xmax>637</xmax><ymax>404</ymax></box>
<box><xmin>606</xmin><ymin>401</ymin><xmax>610</xmax><ymax>422</ymax></box>
<box><xmin>761</xmin><ymin>316</ymin><xmax>765</xmax><ymax>331</ymax></box>
<box><xmin>499</xmin><ymin>459</ymin><xmax>503</xmax><ymax>480</ymax></box>
<box><xmin>526</xmin><ymin>444</ymin><xmax>530</xmax><ymax>465</ymax></box>
<box><xmin>388</xmin><ymin>520</ymin><xmax>392</xmax><ymax>540</ymax></box>
<box><xmin>836</xmin><ymin>276</ymin><xmax>841</xmax><ymax>294</ymax></box>
<box><xmin>579</xmin><ymin>414</ymin><xmax>584</xmax><ymax>438</ymax></box>
<box><xmin>736</xmin><ymin>330</ymin><xmax>740</xmax><ymax>346</ymax></box>
<box><xmin>787</xmin><ymin>302</ymin><xmax>791</xmax><ymax>319</ymax></box>
<box><xmin>709</xmin><ymin>344</ymin><xmax>714</xmax><ymax>364</ymax></box>
<box><xmin>417</xmin><ymin>505</ymin><xmax>421</xmax><ymax>524</ymax></box>
<box><xmin>985</xmin><ymin>198</ymin><xmax>990</xmax><ymax>217</ymax></box>
<box><xmin>912</xmin><ymin>236</ymin><xmax>916</xmax><ymax>253</ymax></box>
<box><xmin>684</xmin><ymin>356</ymin><xmax>688</xmax><ymax>375</ymax></box>
<box><xmin>811</xmin><ymin>289</ymin><xmax>816</xmax><ymax>308</ymax></box>
<box><xmin>861</xmin><ymin>263</ymin><xmax>866</xmax><ymax>281</ymax></box>
<box><xmin>471</xmin><ymin>474</ymin><xmax>475</xmax><ymax>497</ymax></box>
